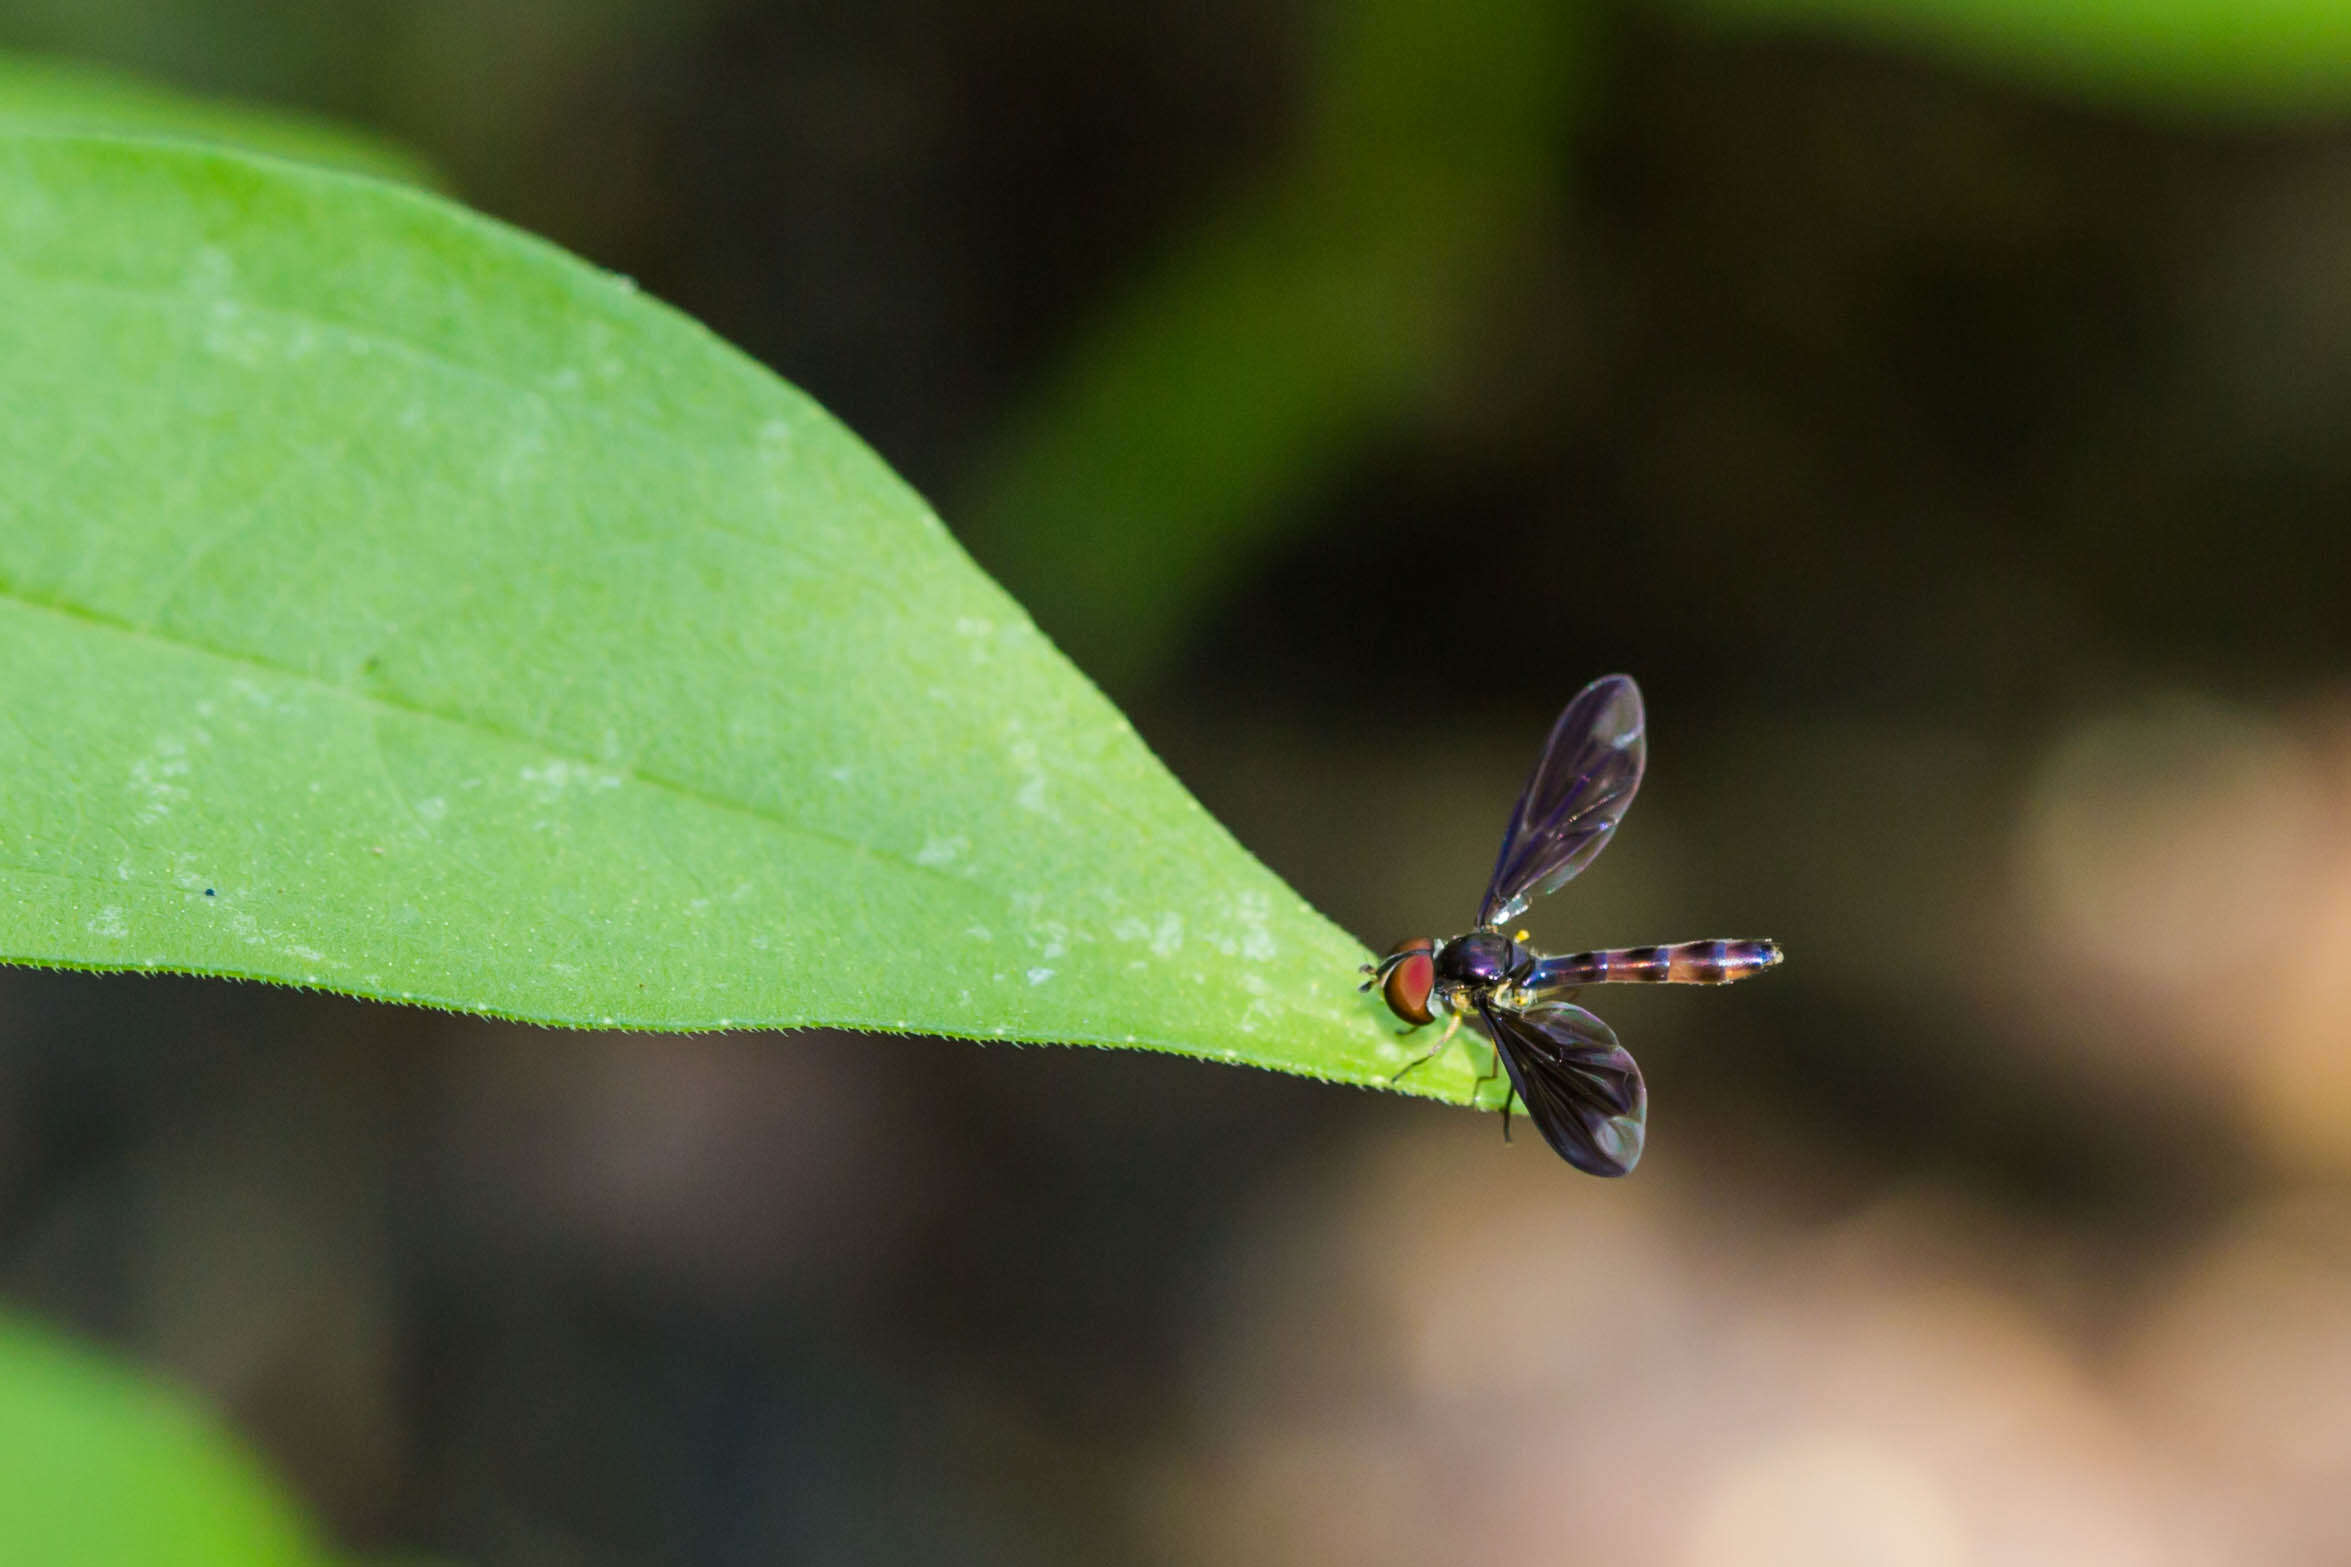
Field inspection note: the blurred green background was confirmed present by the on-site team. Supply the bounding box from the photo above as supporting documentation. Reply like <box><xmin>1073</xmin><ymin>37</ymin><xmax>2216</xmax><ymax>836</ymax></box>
<box><xmin>6</xmin><ymin>0</ymin><xmax>2351</xmax><ymax>1561</ymax></box>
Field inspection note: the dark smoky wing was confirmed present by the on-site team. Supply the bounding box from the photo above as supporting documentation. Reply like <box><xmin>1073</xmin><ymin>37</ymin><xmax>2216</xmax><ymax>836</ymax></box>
<box><xmin>1477</xmin><ymin>1000</ymin><xmax>1647</xmax><ymax>1177</ymax></box>
<box><xmin>1476</xmin><ymin>674</ymin><xmax>1646</xmax><ymax>927</ymax></box>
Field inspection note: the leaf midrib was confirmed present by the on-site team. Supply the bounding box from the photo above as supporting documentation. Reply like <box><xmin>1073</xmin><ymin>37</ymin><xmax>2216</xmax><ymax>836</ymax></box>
<box><xmin>0</xmin><ymin>584</ymin><xmax>981</xmax><ymax>895</ymax></box>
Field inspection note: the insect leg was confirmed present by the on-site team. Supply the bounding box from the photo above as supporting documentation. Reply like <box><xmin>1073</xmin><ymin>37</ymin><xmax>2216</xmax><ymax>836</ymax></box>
<box><xmin>1389</xmin><ymin>1051</ymin><xmax>1436</xmax><ymax>1083</ymax></box>
<box><xmin>1470</xmin><ymin>1038</ymin><xmax>1502</xmax><ymax>1097</ymax></box>
<box><xmin>1472</xmin><ymin>1037</ymin><xmax>1513</xmax><ymax>1141</ymax></box>
<box><xmin>1387</xmin><ymin>1010</ymin><xmax>1463</xmax><ymax>1082</ymax></box>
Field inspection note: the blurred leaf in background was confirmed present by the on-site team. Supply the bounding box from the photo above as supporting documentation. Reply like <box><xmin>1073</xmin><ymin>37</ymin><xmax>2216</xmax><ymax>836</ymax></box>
<box><xmin>958</xmin><ymin>0</ymin><xmax>1595</xmax><ymax>691</ymax></box>
<box><xmin>0</xmin><ymin>0</ymin><xmax>701</xmax><ymax>261</ymax></box>
<box><xmin>0</xmin><ymin>1311</ymin><xmax>323</xmax><ymax>1566</ymax></box>
<box><xmin>0</xmin><ymin>52</ymin><xmax>435</xmax><ymax>182</ymax></box>
<box><xmin>1669</xmin><ymin>0</ymin><xmax>2351</xmax><ymax>120</ymax></box>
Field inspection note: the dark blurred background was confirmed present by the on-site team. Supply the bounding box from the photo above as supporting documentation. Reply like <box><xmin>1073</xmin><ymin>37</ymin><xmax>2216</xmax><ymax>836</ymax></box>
<box><xmin>6</xmin><ymin>1</ymin><xmax>2351</xmax><ymax>1561</ymax></box>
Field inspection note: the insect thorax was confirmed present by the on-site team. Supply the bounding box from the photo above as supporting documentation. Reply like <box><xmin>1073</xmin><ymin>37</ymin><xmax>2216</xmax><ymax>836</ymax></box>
<box><xmin>1433</xmin><ymin>928</ymin><xmax>1528</xmax><ymax>992</ymax></box>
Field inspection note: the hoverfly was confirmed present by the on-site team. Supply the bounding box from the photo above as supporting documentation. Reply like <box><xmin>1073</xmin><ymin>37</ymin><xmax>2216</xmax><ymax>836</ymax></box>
<box><xmin>1362</xmin><ymin>674</ymin><xmax>1781</xmax><ymax>1176</ymax></box>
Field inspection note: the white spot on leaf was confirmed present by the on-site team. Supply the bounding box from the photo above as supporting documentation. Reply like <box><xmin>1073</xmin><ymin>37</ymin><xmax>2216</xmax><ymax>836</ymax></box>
<box><xmin>1003</xmin><ymin>719</ymin><xmax>1052</xmax><ymax>816</ymax></box>
<box><xmin>1234</xmin><ymin>891</ymin><xmax>1277</xmax><ymax>963</ymax></box>
<box><xmin>915</xmin><ymin>835</ymin><xmax>967</xmax><ymax>868</ymax></box>
<box><xmin>127</xmin><ymin>734</ymin><xmax>195</xmax><ymax>824</ymax></box>
<box><xmin>519</xmin><ymin>760</ymin><xmax>624</xmax><ymax>795</ymax></box>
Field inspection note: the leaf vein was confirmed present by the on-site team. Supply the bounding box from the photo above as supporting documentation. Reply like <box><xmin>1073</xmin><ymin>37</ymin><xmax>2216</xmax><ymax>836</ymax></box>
<box><xmin>0</xmin><ymin>585</ymin><xmax>982</xmax><ymax>893</ymax></box>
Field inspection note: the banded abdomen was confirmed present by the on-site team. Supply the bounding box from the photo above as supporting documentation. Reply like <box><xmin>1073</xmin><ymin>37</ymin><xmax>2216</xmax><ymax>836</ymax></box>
<box><xmin>1529</xmin><ymin>939</ymin><xmax>1782</xmax><ymax>989</ymax></box>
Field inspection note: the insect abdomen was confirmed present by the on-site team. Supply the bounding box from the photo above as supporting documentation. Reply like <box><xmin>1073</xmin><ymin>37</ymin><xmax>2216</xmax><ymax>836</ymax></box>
<box><xmin>1530</xmin><ymin>939</ymin><xmax>1782</xmax><ymax>988</ymax></box>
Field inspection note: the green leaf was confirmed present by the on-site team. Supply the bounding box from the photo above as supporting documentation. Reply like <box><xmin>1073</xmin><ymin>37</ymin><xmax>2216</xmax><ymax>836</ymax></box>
<box><xmin>1664</xmin><ymin>0</ymin><xmax>2351</xmax><ymax>120</ymax></box>
<box><xmin>0</xmin><ymin>54</ymin><xmax>434</xmax><ymax>186</ymax></box>
<box><xmin>0</xmin><ymin>135</ymin><xmax>1490</xmax><ymax>1107</ymax></box>
<box><xmin>0</xmin><ymin>1312</ymin><xmax>323</xmax><ymax>1566</ymax></box>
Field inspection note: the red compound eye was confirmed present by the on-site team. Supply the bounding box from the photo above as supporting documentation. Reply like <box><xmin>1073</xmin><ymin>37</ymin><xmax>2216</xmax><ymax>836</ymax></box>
<box><xmin>1380</xmin><ymin>939</ymin><xmax>1437</xmax><ymax>1026</ymax></box>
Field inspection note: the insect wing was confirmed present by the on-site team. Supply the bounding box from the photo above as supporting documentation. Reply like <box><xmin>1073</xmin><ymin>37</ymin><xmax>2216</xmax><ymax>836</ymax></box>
<box><xmin>1477</xmin><ymin>674</ymin><xmax>1646</xmax><ymax>926</ymax></box>
<box><xmin>1477</xmin><ymin>1000</ymin><xmax>1646</xmax><ymax>1177</ymax></box>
